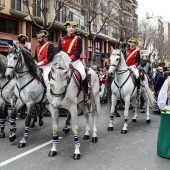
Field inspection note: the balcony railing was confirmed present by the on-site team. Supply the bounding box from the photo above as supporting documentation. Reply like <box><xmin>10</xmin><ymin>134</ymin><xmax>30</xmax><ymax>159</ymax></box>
<box><xmin>0</xmin><ymin>0</ymin><xmax>5</xmax><ymax>10</ymax></box>
<box><xmin>10</xmin><ymin>0</ymin><xmax>28</xmax><ymax>18</ymax></box>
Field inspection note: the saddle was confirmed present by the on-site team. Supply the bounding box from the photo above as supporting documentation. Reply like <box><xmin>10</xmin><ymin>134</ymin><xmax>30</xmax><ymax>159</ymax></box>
<box><xmin>38</xmin><ymin>68</ymin><xmax>51</xmax><ymax>89</ymax></box>
<box><xmin>69</xmin><ymin>64</ymin><xmax>91</xmax><ymax>91</ymax></box>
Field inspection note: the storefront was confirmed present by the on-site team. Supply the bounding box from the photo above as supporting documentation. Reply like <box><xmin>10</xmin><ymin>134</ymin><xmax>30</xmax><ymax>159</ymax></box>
<box><xmin>0</xmin><ymin>38</ymin><xmax>14</xmax><ymax>56</ymax></box>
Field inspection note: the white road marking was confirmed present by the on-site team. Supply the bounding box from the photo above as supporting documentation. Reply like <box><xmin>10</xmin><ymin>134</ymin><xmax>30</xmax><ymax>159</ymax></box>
<box><xmin>0</xmin><ymin>137</ymin><xmax>63</xmax><ymax>168</ymax></box>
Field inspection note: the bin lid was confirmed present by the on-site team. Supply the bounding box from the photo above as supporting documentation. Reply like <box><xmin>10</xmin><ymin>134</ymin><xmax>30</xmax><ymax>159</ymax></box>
<box><xmin>161</xmin><ymin>106</ymin><xmax>170</xmax><ymax>114</ymax></box>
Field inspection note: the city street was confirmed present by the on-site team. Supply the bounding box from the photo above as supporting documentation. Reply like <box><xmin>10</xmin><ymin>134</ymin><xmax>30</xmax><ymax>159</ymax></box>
<box><xmin>0</xmin><ymin>104</ymin><xmax>169</xmax><ymax>170</ymax></box>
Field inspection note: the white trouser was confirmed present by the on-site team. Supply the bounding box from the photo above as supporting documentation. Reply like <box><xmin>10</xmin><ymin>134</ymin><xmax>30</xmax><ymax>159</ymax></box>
<box><xmin>39</xmin><ymin>64</ymin><xmax>51</xmax><ymax>87</ymax></box>
<box><xmin>71</xmin><ymin>59</ymin><xmax>86</xmax><ymax>80</ymax></box>
<box><xmin>129</xmin><ymin>66</ymin><xmax>139</xmax><ymax>79</ymax></box>
<box><xmin>99</xmin><ymin>84</ymin><xmax>105</xmax><ymax>97</ymax></box>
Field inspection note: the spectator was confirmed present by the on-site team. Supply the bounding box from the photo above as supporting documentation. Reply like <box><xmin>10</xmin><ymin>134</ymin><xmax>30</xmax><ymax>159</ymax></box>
<box><xmin>154</xmin><ymin>67</ymin><xmax>163</xmax><ymax>91</ymax></box>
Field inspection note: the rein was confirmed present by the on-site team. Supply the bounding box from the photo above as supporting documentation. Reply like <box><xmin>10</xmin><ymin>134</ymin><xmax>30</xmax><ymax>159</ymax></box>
<box><xmin>50</xmin><ymin>66</ymin><xmax>73</xmax><ymax>100</ymax></box>
<box><xmin>114</xmin><ymin>70</ymin><xmax>131</xmax><ymax>99</ymax></box>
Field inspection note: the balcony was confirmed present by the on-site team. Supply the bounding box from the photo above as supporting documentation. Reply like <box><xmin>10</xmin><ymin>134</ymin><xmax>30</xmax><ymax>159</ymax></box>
<box><xmin>0</xmin><ymin>0</ymin><xmax>5</xmax><ymax>10</ymax></box>
<box><xmin>32</xmin><ymin>4</ymin><xmax>43</xmax><ymax>22</ymax></box>
<box><xmin>132</xmin><ymin>0</ymin><xmax>138</xmax><ymax>7</ymax></box>
<box><xmin>112</xmin><ymin>32</ymin><xmax>119</xmax><ymax>40</ymax></box>
<box><xmin>121</xmin><ymin>6</ymin><xmax>132</xmax><ymax>16</ymax></box>
<box><xmin>133</xmin><ymin>13</ymin><xmax>138</xmax><ymax>20</ymax></box>
<box><xmin>100</xmin><ymin>27</ymin><xmax>108</xmax><ymax>35</ymax></box>
<box><xmin>10</xmin><ymin>1</ymin><xmax>28</xmax><ymax>18</ymax></box>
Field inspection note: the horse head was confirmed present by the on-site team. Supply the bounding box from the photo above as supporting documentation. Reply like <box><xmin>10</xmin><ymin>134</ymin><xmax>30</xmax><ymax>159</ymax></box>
<box><xmin>49</xmin><ymin>51</ymin><xmax>71</xmax><ymax>108</ymax></box>
<box><xmin>108</xmin><ymin>47</ymin><xmax>123</xmax><ymax>74</ymax></box>
<box><xmin>5</xmin><ymin>44</ymin><xmax>22</xmax><ymax>80</ymax></box>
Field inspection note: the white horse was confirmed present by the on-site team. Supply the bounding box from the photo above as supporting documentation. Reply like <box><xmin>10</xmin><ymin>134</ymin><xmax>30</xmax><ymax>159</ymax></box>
<box><xmin>107</xmin><ymin>48</ymin><xmax>155</xmax><ymax>133</ymax></box>
<box><xmin>46</xmin><ymin>51</ymin><xmax>100</xmax><ymax>160</ymax></box>
<box><xmin>5</xmin><ymin>44</ymin><xmax>45</xmax><ymax>147</ymax></box>
<box><xmin>0</xmin><ymin>54</ymin><xmax>16</xmax><ymax>138</ymax></box>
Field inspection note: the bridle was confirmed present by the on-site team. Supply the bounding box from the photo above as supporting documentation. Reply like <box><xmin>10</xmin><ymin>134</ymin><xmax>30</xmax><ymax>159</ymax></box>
<box><xmin>6</xmin><ymin>49</ymin><xmax>23</xmax><ymax>71</ymax></box>
<box><xmin>50</xmin><ymin>66</ymin><xmax>72</xmax><ymax>100</ymax></box>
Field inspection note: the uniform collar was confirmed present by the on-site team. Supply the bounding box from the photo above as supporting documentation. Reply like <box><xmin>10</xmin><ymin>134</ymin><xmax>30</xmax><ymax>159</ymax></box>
<box><xmin>66</xmin><ymin>33</ymin><xmax>75</xmax><ymax>38</ymax></box>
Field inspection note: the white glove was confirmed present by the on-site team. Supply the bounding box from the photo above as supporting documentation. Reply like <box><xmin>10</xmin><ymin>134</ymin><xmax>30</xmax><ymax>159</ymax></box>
<box><xmin>37</xmin><ymin>61</ymin><xmax>44</xmax><ymax>66</ymax></box>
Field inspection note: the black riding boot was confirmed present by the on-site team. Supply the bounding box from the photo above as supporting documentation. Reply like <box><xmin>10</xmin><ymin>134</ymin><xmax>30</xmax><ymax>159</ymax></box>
<box><xmin>82</xmin><ymin>78</ymin><xmax>90</xmax><ymax>103</ymax></box>
<box><xmin>136</xmin><ymin>77</ymin><xmax>140</xmax><ymax>100</ymax></box>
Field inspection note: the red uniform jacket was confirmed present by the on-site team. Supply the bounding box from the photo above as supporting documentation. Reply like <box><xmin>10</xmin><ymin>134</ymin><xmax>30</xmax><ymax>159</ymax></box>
<box><xmin>125</xmin><ymin>48</ymin><xmax>140</xmax><ymax>67</ymax></box>
<box><xmin>57</xmin><ymin>34</ymin><xmax>82</xmax><ymax>61</ymax></box>
<box><xmin>34</xmin><ymin>41</ymin><xmax>54</xmax><ymax>65</ymax></box>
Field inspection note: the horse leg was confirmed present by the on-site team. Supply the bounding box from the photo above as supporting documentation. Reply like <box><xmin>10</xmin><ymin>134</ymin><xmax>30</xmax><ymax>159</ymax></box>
<box><xmin>0</xmin><ymin>105</ymin><xmax>5</xmax><ymax>138</ymax></box>
<box><xmin>108</xmin><ymin>94</ymin><xmax>117</xmax><ymax>131</ymax></box>
<box><xmin>18</xmin><ymin>104</ymin><xmax>34</xmax><ymax>148</ymax></box>
<box><xmin>70</xmin><ymin>106</ymin><xmax>81</xmax><ymax>160</ymax></box>
<box><xmin>38</xmin><ymin>104</ymin><xmax>44</xmax><ymax>126</ymax></box>
<box><xmin>63</xmin><ymin>111</ymin><xmax>71</xmax><ymax>134</ymax></box>
<box><xmin>82</xmin><ymin>105</ymin><xmax>90</xmax><ymax>140</ymax></box>
<box><xmin>29</xmin><ymin>106</ymin><xmax>37</xmax><ymax>128</ymax></box>
<box><xmin>121</xmin><ymin>96</ymin><xmax>131</xmax><ymax>134</ymax></box>
<box><xmin>132</xmin><ymin>99</ymin><xmax>138</xmax><ymax>122</ymax></box>
<box><xmin>48</xmin><ymin>105</ymin><xmax>59</xmax><ymax>157</ymax></box>
<box><xmin>143</xmin><ymin>92</ymin><xmax>151</xmax><ymax>123</ymax></box>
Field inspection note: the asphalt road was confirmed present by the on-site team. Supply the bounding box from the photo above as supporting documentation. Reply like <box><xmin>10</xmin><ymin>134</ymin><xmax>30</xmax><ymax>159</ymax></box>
<box><xmin>0</xmin><ymin>104</ymin><xmax>169</xmax><ymax>170</ymax></box>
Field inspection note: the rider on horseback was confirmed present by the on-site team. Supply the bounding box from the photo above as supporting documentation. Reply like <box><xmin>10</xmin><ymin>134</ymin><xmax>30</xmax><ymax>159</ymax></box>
<box><xmin>57</xmin><ymin>21</ymin><xmax>89</xmax><ymax>103</ymax></box>
<box><xmin>34</xmin><ymin>30</ymin><xmax>54</xmax><ymax>87</ymax></box>
<box><xmin>124</xmin><ymin>38</ymin><xmax>141</xmax><ymax>100</ymax></box>
<box><xmin>17</xmin><ymin>34</ymin><xmax>29</xmax><ymax>50</ymax></box>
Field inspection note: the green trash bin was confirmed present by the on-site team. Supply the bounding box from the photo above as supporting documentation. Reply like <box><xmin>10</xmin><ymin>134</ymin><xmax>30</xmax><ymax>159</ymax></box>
<box><xmin>157</xmin><ymin>106</ymin><xmax>170</xmax><ymax>158</ymax></box>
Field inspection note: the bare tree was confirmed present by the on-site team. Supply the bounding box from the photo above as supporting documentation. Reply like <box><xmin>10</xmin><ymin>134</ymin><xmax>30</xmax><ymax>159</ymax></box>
<box><xmin>81</xmin><ymin>0</ymin><xmax>118</xmax><ymax>66</ymax></box>
<box><xmin>138</xmin><ymin>19</ymin><xmax>158</xmax><ymax>56</ymax></box>
<box><xmin>23</xmin><ymin>0</ymin><xmax>72</xmax><ymax>30</ymax></box>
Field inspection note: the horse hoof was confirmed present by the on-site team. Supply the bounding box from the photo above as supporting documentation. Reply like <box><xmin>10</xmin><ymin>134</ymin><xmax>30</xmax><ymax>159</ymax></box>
<box><xmin>121</xmin><ymin>130</ymin><xmax>127</xmax><ymax>134</ymax></box>
<box><xmin>0</xmin><ymin>133</ymin><xmax>5</xmax><ymax>138</ymax></box>
<box><xmin>48</xmin><ymin>151</ymin><xmax>57</xmax><ymax>157</ymax></box>
<box><xmin>9</xmin><ymin>135</ymin><xmax>16</xmax><ymax>142</ymax></box>
<box><xmin>18</xmin><ymin>143</ymin><xmax>26</xmax><ymax>148</ymax></box>
<box><xmin>39</xmin><ymin>121</ymin><xmax>44</xmax><ymax>126</ymax></box>
<box><xmin>92</xmin><ymin>137</ymin><xmax>98</xmax><ymax>143</ymax></box>
<box><xmin>63</xmin><ymin>128</ymin><xmax>70</xmax><ymax>134</ymax></box>
<box><xmin>107</xmin><ymin>127</ymin><xmax>114</xmax><ymax>131</ymax></box>
<box><xmin>146</xmin><ymin>119</ymin><xmax>151</xmax><ymax>123</ymax></box>
<box><xmin>29</xmin><ymin>123</ymin><xmax>35</xmax><ymax>128</ymax></box>
<box><xmin>73</xmin><ymin>154</ymin><xmax>81</xmax><ymax>160</ymax></box>
<box><xmin>141</xmin><ymin>110</ymin><xmax>145</xmax><ymax>113</ymax></box>
<box><xmin>131</xmin><ymin>119</ymin><xmax>137</xmax><ymax>122</ymax></box>
<box><xmin>83</xmin><ymin>135</ymin><xmax>90</xmax><ymax>140</ymax></box>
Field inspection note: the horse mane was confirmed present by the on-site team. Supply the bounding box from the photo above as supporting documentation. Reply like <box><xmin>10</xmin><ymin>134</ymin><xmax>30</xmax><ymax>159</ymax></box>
<box><xmin>21</xmin><ymin>48</ymin><xmax>39</xmax><ymax>79</ymax></box>
<box><xmin>52</xmin><ymin>51</ymin><xmax>71</xmax><ymax>70</ymax></box>
<box><xmin>141</xmin><ymin>59</ymin><xmax>150</xmax><ymax>67</ymax></box>
<box><xmin>0</xmin><ymin>54</ymin><xmax>7</xmax><ymax>75</ymax></box>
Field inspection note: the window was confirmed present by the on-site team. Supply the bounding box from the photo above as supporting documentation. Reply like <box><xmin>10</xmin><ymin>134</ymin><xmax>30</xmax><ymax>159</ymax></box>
<box><xmin>69</xmin><ymin>11</ymin><xmax>73</xmax><ymax>21</ymax></box>
<box><xmin>33</xmin><ymin>0</ymin><xmax>41</xmax><ymax>17</ymax></box>
<box><xmin>32</xmin><ymin>25</ymin><xmax>41</xmax><ymax>38</ymax></box>
<box><xmin>88</xmin><ymin>40</ymin><xmax>92</xmax><ymax>51</ymax></box>
<box><xmin>11</xmin><ymin>0</ymin><xmax>21</xmax><ymax>11</ymax></box>
<box><xmin>48</xmin><ymin>30</ymin><xmax>54</xmax><ymax>41</ymax></box>
<box><xmin>32</xmin><ymin>25</ymin><xmax>53</xmax><ymax>41</ymax></box>
<box><xmin>96</xmin><ymin>42</ymin><xmax>101</xmax><ymax>53</ymax></box>
<box><xmin>0</xmin><ymin>18</ymin><xmax>18</xmax><ymax>35</ymax></box>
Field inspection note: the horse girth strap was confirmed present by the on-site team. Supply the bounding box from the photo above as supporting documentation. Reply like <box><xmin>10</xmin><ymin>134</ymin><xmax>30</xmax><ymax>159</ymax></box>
<box><xmin>126</xmin><ymin>49</ymin><xmax>138</xmax><ymax>63</ymax></box>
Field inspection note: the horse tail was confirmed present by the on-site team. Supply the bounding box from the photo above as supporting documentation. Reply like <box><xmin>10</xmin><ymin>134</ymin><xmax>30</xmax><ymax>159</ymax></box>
<box><xmin>144</xmin><ymin>75</ymin><xmax>155</xmax><ymax>107</ymax></box>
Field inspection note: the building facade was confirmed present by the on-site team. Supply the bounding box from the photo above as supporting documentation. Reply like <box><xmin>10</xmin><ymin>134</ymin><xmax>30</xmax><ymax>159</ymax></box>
<box><xmin>0</xmin><ymin>0</ymin><xmax>138</xmax><ymax>66</ymax></box>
